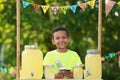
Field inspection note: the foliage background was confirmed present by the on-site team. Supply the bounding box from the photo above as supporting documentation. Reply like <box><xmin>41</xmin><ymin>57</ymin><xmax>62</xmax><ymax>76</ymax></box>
<box><xmin>0</xmin><ymin>0</ymin><xmax>120</xmax><ymax>80</ymax></box>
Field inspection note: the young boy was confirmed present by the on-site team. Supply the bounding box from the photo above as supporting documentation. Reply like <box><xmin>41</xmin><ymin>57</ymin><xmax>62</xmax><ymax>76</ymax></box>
<box><xmin>43</xmin><ymin>26</ymin><xmax>82</xmax><ymax>79</ymax></box>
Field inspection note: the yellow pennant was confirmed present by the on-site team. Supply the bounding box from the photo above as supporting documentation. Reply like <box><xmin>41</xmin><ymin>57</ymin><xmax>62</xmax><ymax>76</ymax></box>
<box><xmin>41</xmin><ymin>5</ymin><xmax>49</xmax><ymax>14</ymax></box>
<box><xmin>117</xmin><ymin>1</ymin><xmax>120</xmax><ymax>6</ymax></box>
<box><xmin>87</xmin><ymin>0</ymin><xmax>96</xmax><ymax>9</ymax></box>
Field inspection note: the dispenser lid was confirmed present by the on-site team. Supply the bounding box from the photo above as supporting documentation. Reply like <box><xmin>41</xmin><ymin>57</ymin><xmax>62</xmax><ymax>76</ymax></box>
<box><xmin>24</xmin><ymin>45</ymin><xmax>38</xmax><ymax>49</ymax></box>
<box><xmin>87</xmin><ymin>49</ymin><xmax>99</xmax><ymax>54</ymax></box>
<box><xmin>59</xmin><ymin>67</ymin><xmax>71</xmax><ymax>71</ymax></box>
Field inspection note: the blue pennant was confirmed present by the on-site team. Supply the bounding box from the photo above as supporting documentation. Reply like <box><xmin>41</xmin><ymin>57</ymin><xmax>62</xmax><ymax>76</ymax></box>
<box><xmin>109</xmin><ymin>53</ymin><xmax>113</xmax><ymax>58</ymax></box>
<box><xmin>70</xmin><ymin>5</ymin><xmax>77</xmax><ymax>13</ymax></box>
<box><xmin>22</xmin><ymin>1</ymin><xmax>30</xmax><ymax>8</ymax></box>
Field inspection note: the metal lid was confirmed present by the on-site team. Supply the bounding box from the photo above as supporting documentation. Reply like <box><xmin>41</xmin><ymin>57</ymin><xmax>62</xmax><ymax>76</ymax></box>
<box><xmin>24</xmin><ymin>45</ymin><xmax>38</xmax><ymax>49</ymax></box>
<box><xmin>59</xmin><ymin>67</ymin><xmax>71</xmax><ymax>71</ymax></box>
<box><xmin>45</xmin><ymin>64</ymin><xmax>53</xmax><ymax>67</ymax></box>
<box><xmin>87</xmin><ymin>49</ymin><xmax>99</xmax><ymax>54</ymax></box>
<box><xmin>74</xmin><ymin>64</ymin><xmax>84</xmax><ymax>68</ymax></box>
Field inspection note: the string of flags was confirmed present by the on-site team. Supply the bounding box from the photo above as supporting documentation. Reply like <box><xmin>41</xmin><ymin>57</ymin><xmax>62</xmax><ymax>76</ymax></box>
<box><xmin>0</xmin><ymin>66</ymin><xmax>16</xmax><ymax>75</ymax></box>
<box><xmin>101</xmin><ymin>51</ymin><xmax>120</xmax><ymax>67</ymax></box>
<box><xmin>21</xmin><ymin>0</ymin><xmax>96</xmax><ymax>14</ymax></box>
<box><xmin>21</xmin><ymin>0</ymin><xmax>120</xmax><ymax>16</ymax></box>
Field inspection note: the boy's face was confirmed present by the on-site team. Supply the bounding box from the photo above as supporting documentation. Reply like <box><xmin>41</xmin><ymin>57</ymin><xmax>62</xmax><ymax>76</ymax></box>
<box><xmin>52</xmin><ymin>30</ymin><xmax>69</xmax><ymax>49</ymax></box>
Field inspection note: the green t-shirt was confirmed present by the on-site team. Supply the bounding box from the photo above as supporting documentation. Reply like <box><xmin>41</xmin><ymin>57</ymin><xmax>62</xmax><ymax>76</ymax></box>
<box><xmin>43</xmin><ymin>50</ymin><xmax>82</xmax><ymax>74</ymax></box>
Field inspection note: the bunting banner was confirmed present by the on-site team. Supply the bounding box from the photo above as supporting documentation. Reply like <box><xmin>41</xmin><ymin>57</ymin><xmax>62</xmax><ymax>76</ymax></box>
<box><xmin>60</xmin><ymin>6</ymin><xmax>69</xmax><ymax>14</ymax></box>
<box><xmin>69</xmin><ymin>5</ymin><xmax>78</xmax><ymax>13</ymax></box>
<box><xmin>78</xmin><ymin>3</ymin><xmax>87</xmax><ymax>11</ymax></box>
<box><xmin>51</xmin><ymin>6</ymin><xmax>59</xmax><ymax>14</ymax></box>
<box><xmin>22</xmin><ymin>0</ymin><xmax>30</xmax><ymax>8</ymax></box>
<box><xmin>21</xmin><ymin>0</ymin><xmax>96</xmax><ymax>14</ymax></box>
<box><xmin>117</xmin><ymin>1</ymin><xmax>120</xmax><ymax>6</ymax></box>
<box><xmin>105</xmin><ymin>0</ymin><xmax>116</xmax><ymax>17</ymax></box>
<box><xmin>102</xmin><ymin>51</ymin><xmax>120</xmax><ymax>67</ymax></box>
<box><xmin>33</xmin><ymin>4</ymin><xmax>40</xmax><ymax>11</ymax></box>
<box><xmin>21</xmin><ymin>0</ymin><xmax>120</xmax><ymax>17</ymax></box>
<box><xmin>41</xmin><ymin>5</ymin><xmax>50</xmax><ymax>14</ymax></box>
<box><xmin>87</xmin><ymin>0</ymin><xmax>96</xmax><ymax>9</ymax></box>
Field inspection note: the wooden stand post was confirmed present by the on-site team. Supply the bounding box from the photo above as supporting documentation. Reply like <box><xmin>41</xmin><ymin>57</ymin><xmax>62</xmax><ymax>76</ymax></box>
<box><xmin>16</xmin><ymin>0</ymin><xmax>20</xmax><ymax>80</ymax></box>
<box><xmin>98</xmin><ymin>0</ymin><xmax>102</xmax><ymax>55</ymax></box>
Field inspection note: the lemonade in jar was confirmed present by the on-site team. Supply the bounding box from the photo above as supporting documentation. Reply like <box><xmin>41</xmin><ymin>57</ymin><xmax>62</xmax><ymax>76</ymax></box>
<box><xmin>85</xmin><ymin>49</ymin><xmax>102</xmax><ymax>79</ymax></box>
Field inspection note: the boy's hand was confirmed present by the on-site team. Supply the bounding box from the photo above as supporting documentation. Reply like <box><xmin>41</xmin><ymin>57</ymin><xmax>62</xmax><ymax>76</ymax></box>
<box><xmin>64</xmin><ymin>70</ymin><xmax>73</xmax><ymax>79</ymax></box>
<box><xmin>55</xmin><ymin>70</ymin><xmax>73</xmax><ymax>79</ymax></box>
<box><xmin>55</xmin><ymin>71</ymin><xmax>64</xmax><ymax>79</ymax></box>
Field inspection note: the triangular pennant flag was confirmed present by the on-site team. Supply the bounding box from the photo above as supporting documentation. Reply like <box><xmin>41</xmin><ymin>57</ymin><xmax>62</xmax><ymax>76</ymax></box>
<box><xmin>33</xmin><ymin>4</ymin><xmax>40</xmax><ymax>11</ymax></box>
<box><xmin>87</xmin><ymin>0</ymin><xmax>96</xmax><ymax>9</ymax></box>
<box><xmin>117</xmin><ymin>1</ymin><xmax>120</xmax><ymax>6</ymax></box>
<box><xmin>105</xmin><ymin>0</ymin><xmax>116</xmax><ymax>17</ymax></box>
<box><xmin>51</xmin><ymin>6</ymin><xmax>59</xmax><ymax>14</ymax></box>
<box><xmin>78</xmin><ymin>3</ymin><xmax>87</xmax><ymax>11</ymax></box>
<box><xmin>69</xmin><ymin>5</ymin><xmax>77</xmax><ymax>13</ymax></box>
<box><xmin>41</xmin><ymin>5</ymin><xmax>49</xmax><ymax>14</ymax></box>
<box><xmin>22</xmin><ymin>1</ymin><xmax>30</xmax><ymax>8</ymax></box>
<box><xmin>60</xmin><ymin>6</ymin><xmax>69</xmax><ymax>14</ymax></box>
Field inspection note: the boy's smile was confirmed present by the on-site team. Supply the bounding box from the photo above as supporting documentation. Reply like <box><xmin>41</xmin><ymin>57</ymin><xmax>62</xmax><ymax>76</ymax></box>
<box><xmin>52</xmin><ymin>30</ymin><xmax>70</xmax><ymax>52</ymax></box>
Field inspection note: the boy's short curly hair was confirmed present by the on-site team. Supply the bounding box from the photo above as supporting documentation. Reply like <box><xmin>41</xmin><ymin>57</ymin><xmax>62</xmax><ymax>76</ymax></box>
<box><xmin>52</xmin><ymin>26</ymin><xmax>69</xmax><ymax>37</ymax></box>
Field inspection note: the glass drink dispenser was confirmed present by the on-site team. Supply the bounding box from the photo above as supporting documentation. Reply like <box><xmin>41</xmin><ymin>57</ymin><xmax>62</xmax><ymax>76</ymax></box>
<box><xmin>85</xmin><ymin>49</ymin><xmax>102</xmax><ymax>79</ymax></box>
<box><xmin>20</xmin><ymin>45</ymin><xmax>43</xmax><ymax>79</ymax></box>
